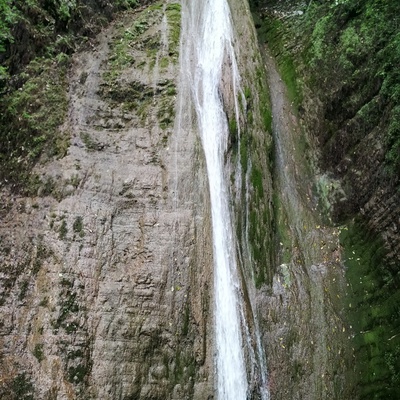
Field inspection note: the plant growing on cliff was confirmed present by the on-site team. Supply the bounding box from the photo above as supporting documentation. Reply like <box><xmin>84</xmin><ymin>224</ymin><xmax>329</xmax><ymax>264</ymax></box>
<box><xmin>0</xmin><ymin>0</ymin><xmax>16</xmax><ymax>81</ymax></box>
<box><xmin>0</xmin><ymin>0</ymin><xmax>143</xmax><ymax>190</ymax></box>
<box><xmin>0</xmin><ymin>0</ymin><xmax>16</xmax><ymax>51</ymax></box>
<box><xmin>73</xmin><ymin>216</ymin><xmax>84</xmax><ymax>237</ymax></box>
<box><xmin>32</xmin><ymin>343</ymin><xmax>45</xmax><ymax>362</ymax></box>
<box><xmin>9</xmin><ymin>373</ymin><xmax>35</xmax><ymax>399</ymax></box>
<box><xmin>166</xmin><ymin>3</ymin><xmax>181</xmax><ymax>61</ymax></box>
<box><xmin>59</xmin><ymin>219</ymin><xmax>68</xmax><ymax>240</ymax></box>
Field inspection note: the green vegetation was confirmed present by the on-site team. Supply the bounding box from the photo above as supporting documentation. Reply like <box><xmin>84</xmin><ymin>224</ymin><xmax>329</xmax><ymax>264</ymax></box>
<box><xmin>255</xmin><ymin>16</ymin><xmax>303</xmax><ymax>110</ymax></box>
<box><xmin>99</xmin><ymin>4</ymin><xmax>179</xmax><ymax>131</ymax></box>
<box><xmin>59</xmin><ymin>219</ymin><xmax>68</xmax><ymax>240</ymax></box>
<box><xmin>341</xmin><ymin>220</ymin><xmax>400</xmax><ymax>399</ymax></box>
<box><xmin>232</xmin><ymin>58</ymin><xmax>274</xmax><ymax>289</ymax></box>
<box><xmin>305</xmin><ymin>0</ymin><xmax>400</xmax><ymax>174</ymax></box>
<box><xmin>159</xmin><ymin>56</ymin><xmax>169</xmax><ymax>69</ymax></box>
<box><xmin>18</xmin><ymin>279</ymin><xmax>29</xmax><ymax>300</ymax></box>
<box><xmin>32</xmin><ymin>343</ymin><xmax>45</xmax><ymax>362</ymax></box>
<box><xmin>0</xmin><ymin>0</ymin><xmax>16</xmax><ymax>54</ymax></box>
<box><xmin>10</xmin><ymin>373</ymin><xmax>34</xmax><ymax>400</ymax></box>
<box><xmin>157</xmin><ymin>95</ymin><xmax>175</xmax><ymax>130</ymax></box>
<box><xmin>0</xmin><ymin>56</ymin><xmax>69</xmax><ymax>187</ymax></box>
<box><xmin>0</xmin><ymin>0</ymin><xmax>141</xmax><ymax>191</ymax></box>
<box><xmin>181</xmin><ymin>303</ymin><xmax>190</xmax><ymax>336</ymax></box>
<box><xmin>73</xmin><ymin>216</ymin><xmax>84</xmax><ymax>237</ymax></box>
<box><xmin>80</xmin><ymin>132</ymin><xmax>99</xmax><ymax>152</ymax></box>
<box><xmin>52</xmin><ymin>278</ymin><xmax>80</xmax><ymax>332</ymax></box>
<box><xmin>252</xmin><ymin>2</ymin><xmax>400</xmax><ymax>396</ymax></box>
<box><xmin>68</xmin><ymin>363</ymin><xmax>91</xmax><ymax>384</ymax></box>
<box><xmin>251</xmin><ymin>167</ymin><xmax>263</xmax><ymax>199</ymax></box>
<box><xmin>254</xmin><ymin>0</ymin><xmax>400</xmax><ymax>176</ymax></box>
<box><xmin>165</xmin><ymin>3</ymin><xmax>181</xmax><ymax>61</ymax></box>
<box><xmin>104</xmin><ymin>15</ymin><xmax>153</xmax><ymax>83</ymax></box>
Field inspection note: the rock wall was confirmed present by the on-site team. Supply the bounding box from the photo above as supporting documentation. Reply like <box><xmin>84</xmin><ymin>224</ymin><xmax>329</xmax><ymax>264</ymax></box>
<box><xmin>0</xmin><ymin>0</ymin><xmax>369</xmax><ymax>398</ymax></box>
<box><xmin>0</xmin><ymin>2</ymin><xmax>215</xmax><ymax>398</ymax></box>
<box><xmin>250</xmin><ymin>0</ymin><xmax>400</xmax><ymax>397</ymax></box>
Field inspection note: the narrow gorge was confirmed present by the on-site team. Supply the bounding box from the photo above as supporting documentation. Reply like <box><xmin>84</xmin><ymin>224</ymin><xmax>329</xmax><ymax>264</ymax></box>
<box><xmin>0</xmin><ymin>0</ymin><xmax>399</xmax><ymax>399</ymax></box>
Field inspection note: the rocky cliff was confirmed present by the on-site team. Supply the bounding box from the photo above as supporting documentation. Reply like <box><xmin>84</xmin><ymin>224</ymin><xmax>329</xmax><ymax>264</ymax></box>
<box><xmin>251</xmin><ymin>0</ymin><xmax>400</xmax><ymax>398</ymax></box>
<box><xmin>0</xmin><ymin>2</ymin><xmax>216</xmax><ymax>398</ymax></box>
<box><xmin>0</xmin><ymin>0</ymin><xmax>275</xmax><ymax>398</ymax></box>
<box><xmin>1</xmin><ymin>0</ymin><xmax>398</xmax><ymax>398</ymax></box>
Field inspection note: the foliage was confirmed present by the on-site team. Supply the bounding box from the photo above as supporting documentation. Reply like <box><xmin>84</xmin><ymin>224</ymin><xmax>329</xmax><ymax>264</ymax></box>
<box><xmin>255</xmin><ymin>1</ymin><xmax>400</xmax><ymax>396</ymax></box>
<box><xmin>59</xmin><ymin>219</ymin><xmax>68</xmax><ymax>240</ymax></box>
<box><xmin>73</xmin><ymin>215</ymin><xmax>84</xmax><ymax>237</ymax></box>
<box><xmin>304</xmin><ymin>0</ymin><xmax>400</xmax><ymax>174</ymax></box>
<box><xmin>386</xmin><ymin>105</ymin><xmax>400</xmax><ymax>172</ymax></box>
<box><xmin>116</xmin><ymin>0</ymin><xmax>138</xmax><ymax>8</ymax></box>
<box><xmin>10</xmin><ymin>373</ymin><xmax>34</xmax><ymax>399</ymax></box>
<box><xmin>32</xmin><ymin>343</ymin><xmax>45</xmax><ymax>362</ymax></box>
<box><xmin>0</xmin><ymin>0</ymin><xmax>16</xmax><ymax>52</ymax></box>
<box><xmin>0</xmin><ymin>56</ymin><xmax>68</xmax><ymax>186</ymax></box>
<box><xmin>165</xmin><ymin>3</ymin><xmax>181</xmax><ymax>61</ymax></box>
<box><xmin>0</xmin><ymin>0</ymin><xmax>143</xmax><ymax>190</ymax></box>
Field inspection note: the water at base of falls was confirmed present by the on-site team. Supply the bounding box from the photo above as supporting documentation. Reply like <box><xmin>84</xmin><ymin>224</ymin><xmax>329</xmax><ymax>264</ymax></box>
<box><xmin>182</xmin><ymin>0</ymin><xmax>248</xmax><ymax>398</ymax></box>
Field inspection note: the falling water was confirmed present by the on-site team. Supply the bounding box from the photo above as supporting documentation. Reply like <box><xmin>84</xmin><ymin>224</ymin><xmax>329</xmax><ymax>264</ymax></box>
<box><xmin>180</xmin><ymin>0</ymin><xmax>248</xmax><ymax>398</ymax></box>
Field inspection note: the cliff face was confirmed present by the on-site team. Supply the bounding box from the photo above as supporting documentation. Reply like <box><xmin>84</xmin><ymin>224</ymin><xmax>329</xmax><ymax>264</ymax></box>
<box><xmin>252</xmin><ymin>0</ymin><xmax>400</xmax><ymax>397</ymax></box>
<box><xmin>0</xmin><ymin>3</ymin><xmax>216</xmax><ymax>398</ymax></box>
<box><xmin>2</xmin><ymin>0</ymin><xmax>398</xmax><ymax>398</ymax></box>
<box><xmin>227</xmin><ymin>2</ymin><xmax>356</xmax><ymax>399</ymax></box>
<box><xmin>0</xmin><ymin>0</ymin><xmax>275</xmax><ymax>397</ymax></box>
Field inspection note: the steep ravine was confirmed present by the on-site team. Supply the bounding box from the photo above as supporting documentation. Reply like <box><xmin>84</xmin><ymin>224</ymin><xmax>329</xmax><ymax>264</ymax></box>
<box><xmin>259</xmin><ymin>48</ymin><xmax>354</xmax><ymax>399</ymax></box>
<box><xmin>0</xmin><ymin>0</ymin><xmax>382</xmax><ymax>399</ymax></box>
<box><xmin>252</xmin><ymin>0</ymin><xmax>400</xmax><ymax>397</ymax></box>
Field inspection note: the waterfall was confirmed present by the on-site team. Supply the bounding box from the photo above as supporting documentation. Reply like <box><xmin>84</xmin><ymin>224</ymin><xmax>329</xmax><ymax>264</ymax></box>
<box><xmin>179</xmin><ymin>0</ymin><xmax>271</xmax><ymax>398</ymax></box>
<box><xmin>181</xmin><ymin>0</ymin><xmax>248</xmax><ymax>398</ymax></box>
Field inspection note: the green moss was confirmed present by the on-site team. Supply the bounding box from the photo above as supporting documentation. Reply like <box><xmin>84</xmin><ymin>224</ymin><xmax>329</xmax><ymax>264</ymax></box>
<box><xmin>272</xmin><ymin>191</ymin><xmax>292</xmax><ymax>265</ymax></box>
<box><xmin>68</xmin><ymin>363</ymin><xmax>90</xmax><ymax>384</ymax></box>
<box><xmin>386</xmin><ymin>105</ymin><xmax>400</xmax><ymax>174</ymax></box>
<box><xmin>165</xmin><ymin>3</ymin><xmax>181</xmax><ymax>61</ymax></box>
<box><xmin>248</xmin><ymin>204</ymin><xmax>272</xmax><ymax>288</ymax></box>
<box><xmin>10</xmin><ymin>373</ymin><xmax>34</xmax><ymax>400</ymax></box>
<box><xmin>304</xmin><ymin>0</ymin><xmax>400</xmax><ymax>176</ymax></box>
<box><xmin>18</xmin><ymin>279</ymin><xmax>30</xmax><ymax>300</ymax></box>
<box><xmin>103</xmin><ymin>6</ymin><xmax>163</xmax><ymax>82</ymax></box>
<box><xmin>80</xmin><ymin>132</ymin><xmax>98</xmax><ymax>152</ymax></box>
<box><xmin>52</xmin><ymin>285</ymin><xmax>80</xmax><ymax>334</ymax></box>
<box><xmin>0</xmin><ymin>56</ymin><xmax>69</xmax><ymax>186</ymax></box>
<box><xmin>181</xmin><ymin>303</ymin><xmax>190</xmax><ymax>336</ymax></box>
<box><xmin>279</xmin><ymin>55</ymin><xmax>302</xmax><ymax>108</ymax></box>
<box><xmin>59</xmin><ymin>220</ymin><xmax>68</xmax><ymax>240</ymax></box>
<box><xmin>244</xmin><ymin>86</ymin><xmax>252</xmax><ymax>100</ymax></box>
<box><xmin>340</xmin><ymin>219</ymin><xmax>400</xmax><ymax>399</ymax></box>
<box><xmin>258</xmin><ymin>16</ymin><xmax>303</xmax><ymax>109</ymax></box>
<box><xmin>112</xmin><ymin>21</ymin><xmax>146</xmax><ymax>66</ymax></box>
<box><xmin>172</xmin><ymin>348</ymin><xmax>196</xmax><ymax>388</ymax></box>
<box><xmin>251</xmin><ymin>167</ymin><xmax>264</xmax><ymax>199</ymax></box>
<box><xmin>160</xmin><ymin>56</ymin><xmax>169</xmax><ymax>69</ymax></box>
<box><xmin>157</xmin><ymin>96</ymin><xmax>175</xmax><ymax>129</ymax></box>
<box><xmin>73</xmin><ymin>216</ymin><xmax>84</xmax><ymax>237</ymax></box>
<box><xmin>32</xmin><ymin>343</ymin><xmax>45</xmax><ymax>362</ymax></box>
<box><xmin>239</xmin><ymin>136</ymin><xmax>249</xmax><ymax>173</ymax></box>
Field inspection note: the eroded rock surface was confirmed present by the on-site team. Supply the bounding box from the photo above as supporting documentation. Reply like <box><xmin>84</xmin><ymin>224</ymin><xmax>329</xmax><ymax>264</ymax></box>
<box><xmin>0</xmin><ymin>2</ymin><xmax>214</xmax><ymax>399</ymax></box>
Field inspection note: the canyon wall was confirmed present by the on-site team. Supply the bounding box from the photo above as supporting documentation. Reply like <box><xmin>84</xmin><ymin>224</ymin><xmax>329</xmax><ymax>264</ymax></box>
<box><xmin>1</xmin><ymin>3</ymin><xmax>216</xmax><ymax>398</ymax></box>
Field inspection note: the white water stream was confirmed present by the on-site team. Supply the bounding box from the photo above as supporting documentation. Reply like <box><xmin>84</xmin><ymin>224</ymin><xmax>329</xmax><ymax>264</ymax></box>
<box><xmin>181</xmin><ymin>0</ymin><xmax>248</xmax><ymax>398</ymax></box>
